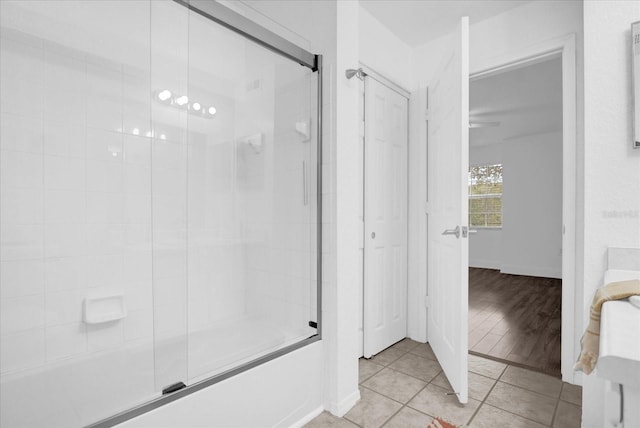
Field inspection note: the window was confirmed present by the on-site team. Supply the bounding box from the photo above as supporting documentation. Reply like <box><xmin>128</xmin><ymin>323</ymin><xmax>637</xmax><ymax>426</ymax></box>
<box><xmin>469</xmin><ymin>164</ymin><xmax>503</xmax><ymax>227</ymax></box>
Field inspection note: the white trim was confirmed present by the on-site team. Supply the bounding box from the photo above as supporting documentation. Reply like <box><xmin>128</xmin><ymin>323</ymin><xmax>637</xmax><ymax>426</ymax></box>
<box><xmin>469</xmin><ymin>260</ymin><xmax>501</xmax><ymax>270</ymax></box>
<box><xmin>500</xmin><ymin>265</ymin><xmax>563</xmax><ymax>280</ymax></box>
<box><xmin>469</xmin><ymin>33</ymin><xmax>578</xmax><ymax>385</ymax></box>
<box><xmin>288</xmin><ymin>406</ymin><xmax>325</xmax><ymax>428</ymax></box>
<box><xmin>359</xmin><ymin>61</ymin><xmax>411</xmax><ymax>98</ymax></box>
<box><xmin>325</xmin><ymin>390</ymin><xmax>361</xmax><ymax>418</ymax></box>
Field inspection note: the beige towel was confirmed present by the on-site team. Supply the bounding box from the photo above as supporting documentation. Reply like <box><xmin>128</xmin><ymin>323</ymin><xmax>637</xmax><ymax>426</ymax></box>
<box><xmin>575</xmin><ymin>279</ymin><xmax>640</xmax><ymax>374</ymax></box>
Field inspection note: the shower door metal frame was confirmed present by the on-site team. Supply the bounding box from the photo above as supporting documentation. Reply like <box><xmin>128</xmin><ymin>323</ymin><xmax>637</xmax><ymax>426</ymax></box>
<box><xmin>88</xmin><ymin>1</ymin><xmax>322</xmax><ymax>427</ymax></box>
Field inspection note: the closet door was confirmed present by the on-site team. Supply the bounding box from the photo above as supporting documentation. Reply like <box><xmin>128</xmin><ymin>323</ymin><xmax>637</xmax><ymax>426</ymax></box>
<box><xmin>363</xmin><ymin>76</ymin><xmax>408</xmax><ymax>358</ymax></box>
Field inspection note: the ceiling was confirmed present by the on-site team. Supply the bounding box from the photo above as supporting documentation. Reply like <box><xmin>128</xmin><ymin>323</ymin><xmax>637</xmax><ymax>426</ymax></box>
<box><xmin>469</xmin><ymin>56</ymin><xmax>562</xmax><ymax>147</ymax></box>
<box><xmin>359</xmin><ymin>0</ymin><xmax>532</xmax><ymax>47</ymax></box>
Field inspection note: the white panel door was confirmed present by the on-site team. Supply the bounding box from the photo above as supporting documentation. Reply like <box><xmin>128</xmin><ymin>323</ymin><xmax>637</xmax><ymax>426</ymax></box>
<box><xmin>363</xmin><ymin>76</ymin><xmax>408</xmax><ymax>358</ymax></box>
<box><xmin>426</xmin><ymin>17</ymin><xmax>470</xmax><ymax>404</ymax></box>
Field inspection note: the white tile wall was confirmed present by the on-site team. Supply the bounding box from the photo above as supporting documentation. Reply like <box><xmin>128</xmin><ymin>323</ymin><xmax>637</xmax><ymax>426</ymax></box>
<box><xmin>0</xmin><ymin>0</ymin><xmax>154</xmax><ymax>388</ymax></box>
<box><xmin>1</xmin><ymin>0</ymin><xmax>320</xmax><ymax>425</ymax></box>
<box><xmin>0</xmin><ymin>188</ymin><xmax>43</xmax><ymax>225</ymax></box>
<box><xmin>45</xmin><ymin>322</ymin><xmax>87</xmax><ymax>361</ymax></box>
<box><xmin>0</xmin><ymin>328</ymin><xmax>46</xmax><ymax>372</ymax></box>
<box><xmin>0</xmin><ymin>260</ymin><xmax>45</xmax><ymax>299</ymax></box>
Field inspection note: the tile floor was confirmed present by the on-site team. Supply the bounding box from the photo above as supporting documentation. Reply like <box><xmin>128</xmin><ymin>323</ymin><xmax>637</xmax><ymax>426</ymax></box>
<box><xmin>304</xmin><ymin>339</ymin><xmax>582</xmax><ymax>428</ymax></box>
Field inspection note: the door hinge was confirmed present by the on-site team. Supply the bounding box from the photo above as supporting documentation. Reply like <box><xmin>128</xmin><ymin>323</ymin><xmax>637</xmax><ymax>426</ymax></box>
<box><xmin>424</xmin><ymin>295</ymin><xmax>430</xmax><ymax>308</ymax></box>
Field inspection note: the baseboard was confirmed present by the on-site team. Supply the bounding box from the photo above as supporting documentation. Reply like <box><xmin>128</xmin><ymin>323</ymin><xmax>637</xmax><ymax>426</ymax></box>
<box><xmin>325</xmin><ymin>389</ymin><xmax>361</xmax><ymax>417</ymax></box>
<box><xmin>469</xmin><ymin>259</ymin><xmax>501</xmax><ymax>270</ymax></box>
<box><xmin>288</xmin><ymin>406</ymin><xmax>324</xmax><ymax>428</ymax></box>
<box><xmin>499</xmin><ymin>264</ymin><xmax>562</xmax><ymax>279</ymax></box>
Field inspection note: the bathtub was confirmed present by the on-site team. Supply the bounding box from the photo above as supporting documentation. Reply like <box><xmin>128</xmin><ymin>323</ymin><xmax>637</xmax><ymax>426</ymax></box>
<box><xmin>0</xmin><ymin>316</ymin><xmax>317</xmax><ymax>428</ymax></box>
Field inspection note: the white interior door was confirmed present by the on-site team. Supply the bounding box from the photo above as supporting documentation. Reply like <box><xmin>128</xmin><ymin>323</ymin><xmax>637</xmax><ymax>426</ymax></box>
<box><xmin>363</xmin><ymin>76</ymin><xmax>408</xmax><ymax>358</ymax></box>
<box><xmin>426</xmin><ymin>17</ymin><xmax>470</xmax><ymax>404</ymax></box>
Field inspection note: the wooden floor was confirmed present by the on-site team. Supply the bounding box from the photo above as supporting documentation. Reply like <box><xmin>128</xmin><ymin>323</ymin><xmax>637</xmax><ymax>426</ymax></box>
<box><xmin>468</xmin><ymin>267</ymin><xmax>562</xmax><ymax>377</ymax></box>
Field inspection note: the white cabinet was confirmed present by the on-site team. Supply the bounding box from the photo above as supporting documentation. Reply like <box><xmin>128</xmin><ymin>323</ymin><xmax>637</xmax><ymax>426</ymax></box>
<box><xmin>598</xmin><ymin>269</ymin><xmax>640</xmax><ymax>428</ymax></box>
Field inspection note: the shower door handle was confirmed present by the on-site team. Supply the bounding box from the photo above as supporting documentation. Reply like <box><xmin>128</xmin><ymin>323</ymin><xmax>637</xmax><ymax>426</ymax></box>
<box><xmin>302</xmin><ymin>161</ymin><xmax>308</xmax><ymax>205</ymax></box>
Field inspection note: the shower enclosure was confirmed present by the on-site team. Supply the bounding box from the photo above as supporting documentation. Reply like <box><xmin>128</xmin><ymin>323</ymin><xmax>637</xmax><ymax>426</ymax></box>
<box><xmin>0</xmin><ymin>1</ymin><xmax>321</xmax><ymax>426</ymax></box>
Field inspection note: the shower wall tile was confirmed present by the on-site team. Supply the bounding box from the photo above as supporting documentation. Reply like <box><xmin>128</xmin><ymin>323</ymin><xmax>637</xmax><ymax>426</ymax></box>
<box><xmin>122</xmin><ymin>74</ymin><xmax>151</xmax><ymax>135</ymax></box>
<box><xmin>86</xmin><ymin>71</ymin><xmax>122</xmax><ymax>132</ymax></box>
<box><xmin>44</xmin><ymin>190</ymin><xmax>86</xmax><ymax>224</ymax></box>
<box><xmin>43</xmin><ymin>50</ymin><xmax>86</xmax><ymax>125</ymax></box>
<box><xmin>0</xmin><ymin>35</ymin><xmax>44</xmax><ymax>84</ymax></box>
<box><xmin>153</xmin><ymin>140</ymin><xmax>186</xmax><ymax>171</ymax></box>
<box><xmin>0</xmin><ymin>294</ymin><xmax>45</xmax><ymax>335</ymax></box>
<box><xmin>86</xmin><ymin>160</ymin><xmax>122</xmax><ymax>193</ymax></box>
<box><xmin>86</xmin><ymin>128</ymin><xmax>123</xmax><ymax>162</ymax></box>
<box><xmin>45</xmin><ymin>289</ymin><xmax>85</xmax><ymax>326</ymax></box>
<box><xmin>0</xmin><ymin>328</ymin><xmax>46</xmax><ymax>373</ymax></box>
<box><xmin>85</xmin><ymin>254</ymin><xmax>123</xmax><ymax>289</ymax></box>
<box><xmin>0</xmin><ymin>224</ymin><xmax>44</xmax><ymax>261</ymax></box>
<box><xmin>124</xmin><ymin>308</ymin><xmax>153</xmax><ymax>342</ymax></box>
<box><xmin>86</xmin><ymin>224</ymin><xmax>125</xmax><ymax>256</ymax></box>
<box><xmin>124</xmin><ymin>165</ymin><xmax>151</xmax><ymax>195</ymax></box>
<box><xmin>125</xmin><ymin>281</ymin><xmax>152</xmax><ymax>312</ymax></box>
<box><xmin>1</xmin><ymin>113</ymin><xmax>43</xmax><ymax>153</ymax></box>
<box><xmin>44</xmin><ymin>224</ymin><xmax>87</xmax><ymax>259</ymax></box>
<box><xmin>1</xmin><ymin>150</ymin><xmax>43</xmax><ymax>190</ymax></box>
<box><xmin>86</xmin><ymin>192</ymin><xmax>123</xmax><ymax>224</ymax></box>
<box><xmin>87</xmin><ymin>322</ymin><xmax>124</xmax><ymax>353</ymax></box>
<box><xmin>123</xmin><ymin>251</ymin><xmax>152</xmax><ymax>283</ymax></box>
<box><xmin>125</xmin><ymin>224</ymin><xmax>152</xmax><ymax>250</ymax></box>
<box><xmin>43</xmin><ymin>121</ymin><xmax>85</xmax><ymax>158</ymax></box>
<box><xmin>0</xmin><ymin>72</ymin><xmax>44</xmax><ymax>119</ymax></box>
<box><xmin>0</xmin><ymin>260</ymin><xmax>45</xmax><ymax>299</ymax></box>
<box><xmin>44</xmin><ymin>155</ymin><xmax>85</xmax><ymax>191</ymax></box>
<box><xmin>124</xmin><ymin>134</ymin><xmax>151</xmax><ymax>166</ymax></box>
<box><xmin>45</xmin><ymin>322</ymin><xmax>87</xmax><ymax>361</ymax></box>
<box><xmin>1</xmin><ymin>188</ymin><xmax>44</xmax><ymax>225</ymax></box>
<box><xmin>45</xmin><ymin>257</ymin><xmax>87</xmax><ymax>293</ymax></box>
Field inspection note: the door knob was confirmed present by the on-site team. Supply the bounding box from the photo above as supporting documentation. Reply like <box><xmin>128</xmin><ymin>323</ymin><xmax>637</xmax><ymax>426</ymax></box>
<box><xmin>371</xmin><ymin>232</ymin><xmax>376</xmax><ymax>239</ymax></box>
<box><xmin>442</xmin><ymin>226</ymin><xmax>460</xmax><ymax>238</ymax></box>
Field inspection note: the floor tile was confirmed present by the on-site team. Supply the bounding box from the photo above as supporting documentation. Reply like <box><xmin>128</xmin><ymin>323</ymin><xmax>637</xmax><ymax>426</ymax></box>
<box><xmin>485</xmin><ymin>382</ymin><xmax>557</xmax><ymax>426</ymax></box>
<box><xmin>409</xmin><ymin>342</ymin><xmax>437</xmax><ymax>360</ymax></box>
<box><xmin>407</xmin><ymin>383</ymin><xmax>481</xmax><ymax>426</ymax></box>
<box><xmin>384</xmin><ymin>406</ymin><xmax>434</xmax><ymax>428</ymax></box>
<box><xmin>388</xmin><ymin>352</ymin><xmax>441</xmax><ymax>382</ymax></box>
<box><xmin>391</xmin><ymin>338</ymin><xmax>420</xmax><ymax>352</ymax></box>
<box><xmin>369</xmin><ymin>347</ymin><xmax>405</xmax><ymax>366</ymax></box>
<box><xmin>431</xmin><ymin>371</ymin><xmax>496</xmax><ymax>401</ymax></box>
<box><xmin>469</xmin><ymin>404</ymin><xmax>547</xmax><ymax>428</ymax></box>
<box><xmin>468</xmin><ymin>354</ymin><xmax>507</xmax><ymax>379</ymax></box>
<box><xmin>559</xmin><ymin>382</ymin><xmax>582</xmax><ymax>406</ymax></box>
<box><xmin>362</xmin><ymin>368</ymin><xmax>427</xmax><ymax>404</ymax></box>
<box><xmin>553</xmin><ymin>400</ymin><xmax>581</xmax><ymax>428</ymax></box>
<box><xmin>344</xmin><ymin>387</ymin><xmax>402</xmax><ymax>428</ymax></box>
<box><xmin>359</xmin><ymin>358</ymin><xmax>384</xmax><ymax>384</ymax></box>
<box><xmin>500</xmin><ymin>365</ymin><xmax>562</xmax><ymax>398</ymax></box>
<box><xmin>303</xmin><ymin>411</ymin><xmax>359</xmax><ymax>428</ymax></box>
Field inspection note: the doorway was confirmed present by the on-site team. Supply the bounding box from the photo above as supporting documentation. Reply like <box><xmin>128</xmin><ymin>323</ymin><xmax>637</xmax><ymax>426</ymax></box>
<box><xmin>468</xmin><ymin>56</ymin><xmax>566</xmax><ymax>377</ymax></box>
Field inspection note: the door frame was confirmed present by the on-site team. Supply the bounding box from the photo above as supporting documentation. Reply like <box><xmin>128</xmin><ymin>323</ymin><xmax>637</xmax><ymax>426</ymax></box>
<box><xmin>358</xmin><ymin>63</ymin><xmax>411</xmax><ymax>357</ymax></box>
<box><xmin>469</xmin><ymin>33</ymin><xmax>578</xmax><ymax>384</ymax></box>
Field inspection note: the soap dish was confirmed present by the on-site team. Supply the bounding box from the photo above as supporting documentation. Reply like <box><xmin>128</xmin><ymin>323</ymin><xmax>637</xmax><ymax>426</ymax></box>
<box><xmin>83</xmin><ymin>294</ymin><xmax>126</xmax><ymax>324</ymax></box>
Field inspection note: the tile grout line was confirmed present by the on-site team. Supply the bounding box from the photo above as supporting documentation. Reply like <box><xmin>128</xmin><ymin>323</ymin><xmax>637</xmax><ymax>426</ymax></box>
<box><xmin>476</xmin><ymin>364</ymin><xmax>561</xmax><ymax>427</ymax></box>
<box><xmin>359</xmin><ymin>342</ymin><xmax>444</xmax><ymax>427</ymax></box>
<box><xmin>466</xmin><ymin>359</ymin><xmax>507</xmax><ymax>426</ymax></box>
<box><xmin>550</xmin><ymin>392</ymin><xmax>562</xmax><ymax>428</ymax></box>
<box><xmin>347</xmin><ymin>342</ymin><xmax>579</xmax><ymax>428</ymax></box>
